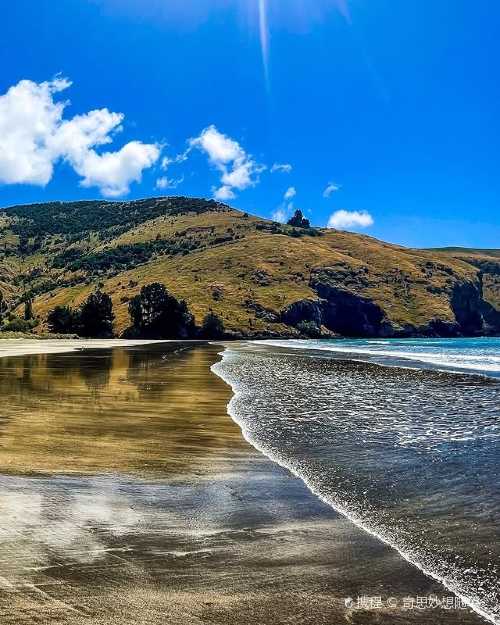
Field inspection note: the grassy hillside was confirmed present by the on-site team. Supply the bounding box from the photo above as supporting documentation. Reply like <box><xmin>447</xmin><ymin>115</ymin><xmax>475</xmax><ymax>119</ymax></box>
<box><xmin>1</xmin><ymin>197</ymin><xmax>499</xmax><ymax>338</ymax></box>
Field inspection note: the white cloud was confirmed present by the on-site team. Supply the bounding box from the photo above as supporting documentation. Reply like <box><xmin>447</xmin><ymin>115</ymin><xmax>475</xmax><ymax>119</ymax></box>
<box><xmin>161</xmin><ymin>149</ymin><xmax>189</xmax><ymax>170</ymax></box>
<box><xmin>156</xmin><ymin>176</ymin><xmax>169</xmax><ymax>190</ymax></box>
<box><xmin>272</xmin><ymin>202</ymin><xmax>295</xmax><ymax>224</ymax></box>
<box><xmin>271</xmin><ymin>186</ymin><xmax>297</xmax><ymax>221</ymax></box>
<box><xmin>221</xmin><ymin>160</ymin><xmax>255</xmax><ymax>190</ymax></box>
<box><xmin>156</xmin><ymin>175</ymin><xmax>184</xmax><ymax>190</ymax></box>
<box><xmin>271</xmin><ymin>162</ymin><xmax>292</xmax><ymax>174</ymax></box>
<box><xmin>0</xmin><ymin>78</ymin><xmax>69</xmax><ymax>185</ymax></box>
<box><xmin>323</xmin><ymin>182</ymin><xmax>341</xmax><ymax>197</ymax></box>
<box><xmin>327</xmin><ymin>210</ymin><xmax>374</xmax><ymax>230</ymax></box>
<box><xmin>190</xmin><ymin>125</ymin><xmax>263</xmax><ymax>200</ymax></box>
<box><xmin>157</xmin><ymin>149</ymin><xmax>188</xmax><ymax>191</ymax></box>
<box><xmin>0</xmin><ymin>77</ymin><xmax>160</xmax><ymax>196</ymax></box>
<box><xmin>271</xmin><ymin>207</ymin><xmax>287</xmax><ymax>223</ymax></box>
<box><xmin>213</xmin><ymin>185</ymin><xmax>236</xmax><ymax>201</ymax></box>
<box><xmin>190</xmin><ymin>125</ymin><xmax>243</xmax><ymax>165</ymax></box>
<box><xmin>72</xmin><ymin>141</ymin><xmax>159</xmax><ymax>197</ymax></box>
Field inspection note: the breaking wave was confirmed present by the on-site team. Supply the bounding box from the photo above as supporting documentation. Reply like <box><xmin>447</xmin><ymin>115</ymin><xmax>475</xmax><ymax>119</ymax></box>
<box><xmin>212</xmin><ymin>340</ymin><xmax>500</xmax><ymax>623</ymax></box>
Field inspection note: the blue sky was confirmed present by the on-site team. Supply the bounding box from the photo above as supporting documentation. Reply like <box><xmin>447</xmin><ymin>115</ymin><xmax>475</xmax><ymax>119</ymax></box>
<box><xmin>0</xmin><ymin>0</ymin><xmax>498</xmax><ymax>247</ymax></box>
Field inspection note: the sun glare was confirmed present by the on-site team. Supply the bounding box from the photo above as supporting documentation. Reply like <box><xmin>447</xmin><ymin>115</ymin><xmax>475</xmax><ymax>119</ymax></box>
<box><xmin>258</xmin><ymin>0</ymin><xmax>270</xmax><ymax>88</ymax></box>
<box><xmin>255</xmin><ymin>0</ymin><xmax>351</xmax><ymax>88</ymax></box>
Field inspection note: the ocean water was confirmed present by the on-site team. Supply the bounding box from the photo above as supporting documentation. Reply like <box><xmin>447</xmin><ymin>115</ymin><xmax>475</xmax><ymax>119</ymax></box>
<box><xmin>256</xmin><ymin>337</ymin><xmax>500</xmax><ymax>378</ymax></box>
<box><xmin>212</xmin><ymin>338</ymin><xmax>500</xmax><ymax>624</ymax></box>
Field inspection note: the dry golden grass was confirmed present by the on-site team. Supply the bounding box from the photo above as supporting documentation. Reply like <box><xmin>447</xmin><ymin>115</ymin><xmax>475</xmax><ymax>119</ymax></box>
<box><xmin>28</xmin><ymin>206</ymin><xmax>497</xmax><ymax>336</ymax></box>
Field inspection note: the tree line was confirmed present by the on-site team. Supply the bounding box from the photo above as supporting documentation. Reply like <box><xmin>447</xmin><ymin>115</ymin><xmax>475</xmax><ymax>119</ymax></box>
<box><xmin>47</xmin><ymin>282</ymin><xmax>225</xmax><ymax>339</ymax></box>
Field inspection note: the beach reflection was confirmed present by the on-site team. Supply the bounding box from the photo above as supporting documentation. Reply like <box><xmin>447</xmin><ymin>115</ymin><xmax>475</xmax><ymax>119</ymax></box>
<box><xmin>0</xmin><ymin>343</ymin><xmax>487</xmax><ymax>624</ymax></box>
<box><xmin>0</xmin><ymin>343</ymin><xmax>245</xmax><ymax>476</ymax></box>
<box><xmin>0</xmin><ymin>343</ymin><xmax>262</xmax><ymax>615</ymax></box>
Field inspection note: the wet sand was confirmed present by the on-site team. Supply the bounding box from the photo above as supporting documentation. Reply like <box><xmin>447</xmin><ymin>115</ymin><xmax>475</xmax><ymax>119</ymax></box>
<box><xmin>0</xmin><ymin>342</ymin><xmax>487</xmax><ymax>624</ymax></box>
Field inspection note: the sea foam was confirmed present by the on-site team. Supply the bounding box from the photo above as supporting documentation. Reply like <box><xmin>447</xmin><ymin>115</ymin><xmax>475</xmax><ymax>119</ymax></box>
<box><xmin>212</xmin><ymin>340</ymin><xmax>500</xmax><ymax>624</ymax></box>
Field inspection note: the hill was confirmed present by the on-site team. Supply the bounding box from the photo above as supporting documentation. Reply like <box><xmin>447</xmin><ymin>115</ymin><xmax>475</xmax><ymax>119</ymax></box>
<box><xmin>0</xmin><ymin>197</ymin><xmax>499</xmax><ymax>338</ymax></box>
<box><xmin>428</xmin><ymin>247</ymin><xmax>500</xmax><ymax>258</ymax></box>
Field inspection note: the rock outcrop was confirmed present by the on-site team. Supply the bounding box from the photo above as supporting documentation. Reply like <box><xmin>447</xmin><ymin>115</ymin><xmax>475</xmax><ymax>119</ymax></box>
<box><xmin>279</xmin><ymin>274</ymin><xmax>500</xmax><ymax>338</ymax></box>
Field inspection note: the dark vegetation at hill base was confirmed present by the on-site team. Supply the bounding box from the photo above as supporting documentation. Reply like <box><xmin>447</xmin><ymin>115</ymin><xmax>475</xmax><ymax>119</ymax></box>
<box><xmin>47</xmin><ymin>283</ymin><xmax>224</xmax><ymax>339</ymax></box>
<box><xmin>0</xmin><ymin>196</ymin><xmax>498</xmax><ymax>339</ymax></box>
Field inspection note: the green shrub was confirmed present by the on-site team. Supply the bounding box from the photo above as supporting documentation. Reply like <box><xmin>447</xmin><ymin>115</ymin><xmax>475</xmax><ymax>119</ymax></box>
<box><xmin>47</xmin><ymin>290</ymin><xmax>115</xmax><ymax>337</ymax></box>
<box><xmin>127</xmin><ymin>282</ymin><xmax>195</xmax><ymax>339</ymax></box>
<box><xmin>47</xmin><ymin>305</ymin><xmax>80</xmax><ymax>334</ymax></box>
<box><xmin>79</xmin><ymin>290</ymin><xmax>115</xmax><ymax>338</ymax></box>
<box><xmin>200</xmin><ymin>312</ymin><xmax>225</xmax><ymax>339</ymax></box>
<box><xmin>2</xmin><ymin>317</ymin><xmax>37</xmax><ymax>333</ymax></box>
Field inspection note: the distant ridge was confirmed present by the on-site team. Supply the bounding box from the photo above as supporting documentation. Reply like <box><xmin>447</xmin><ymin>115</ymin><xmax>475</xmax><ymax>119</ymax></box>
<box><xmin>429</xmin><ymin>246</ymin><xmax>500</xmax><ymax>258</ymax></box>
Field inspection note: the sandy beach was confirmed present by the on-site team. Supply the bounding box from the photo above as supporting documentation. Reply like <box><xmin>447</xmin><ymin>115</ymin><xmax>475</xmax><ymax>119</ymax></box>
<box><xmin>0</xmin><ymin>338</ymin><xmax>168</xmax><ymax>360</ymax></box>
<box><xmin>0</xmin><ymin>340</ymin><xmax>487</xmax><ymax>624</ymax></box>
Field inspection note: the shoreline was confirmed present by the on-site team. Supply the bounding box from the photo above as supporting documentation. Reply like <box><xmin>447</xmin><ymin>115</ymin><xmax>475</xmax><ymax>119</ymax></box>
<box><xmin>0</xmin><ymin>340</ymin><xmax>489</xmax><ymax>624</ymax></box>
<box><xmin>212</xmin><ymin>346</ymin><xmax>495</xmax><ymax>625</ymax></box>
<box><xmin>0</xmin><ymin>337</ymin><xmax>190</xmax><ymax>360</ymax></box>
